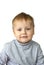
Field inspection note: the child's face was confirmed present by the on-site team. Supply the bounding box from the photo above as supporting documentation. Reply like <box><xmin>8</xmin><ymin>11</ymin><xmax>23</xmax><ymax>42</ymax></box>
<box><xmin>13</xmin><ymin>19</ymin><xmax>34</xmax><ymax>43</ymax></box>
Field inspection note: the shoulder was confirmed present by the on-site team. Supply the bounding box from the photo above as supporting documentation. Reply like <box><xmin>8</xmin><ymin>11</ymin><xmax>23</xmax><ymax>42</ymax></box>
<box><xmin>3</xmin><ymin>40</ymin><xmax>16</xmax><ymax>51</ymax></box>
<box><xmin>5</xmin><ymin>39</ymin><xmax>16</xmax><ymax>46</ymax></box>
<box><xmin>31</xmin><ymin>40</ymin><xmax>40</xmax><ymax>47</ymax></box>
<box><xmin>31</xmin><ymin>40</ymin><xmax>41</xmax><ymax>51</ymax></box>
<box><xmin>1</xmin><ymin>40</ymin><xmax>16</xmax><ymax>54</ymax></box>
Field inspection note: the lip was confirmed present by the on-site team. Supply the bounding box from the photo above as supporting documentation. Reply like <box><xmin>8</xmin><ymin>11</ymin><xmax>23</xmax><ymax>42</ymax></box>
<box><xmin>20</xmin><ymin>36</ymin><xmax>28</xmax><ymax>38</ymax></box>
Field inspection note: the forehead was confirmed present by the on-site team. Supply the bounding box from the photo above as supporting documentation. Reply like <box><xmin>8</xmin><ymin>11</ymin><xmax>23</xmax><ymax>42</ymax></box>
<box><xmin>13</xmin><ymin>19</ymin><xmax>33</xmax><ymax>26</ymax></box>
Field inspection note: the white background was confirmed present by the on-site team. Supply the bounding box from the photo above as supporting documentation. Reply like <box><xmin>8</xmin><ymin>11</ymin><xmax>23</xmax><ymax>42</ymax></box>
<box><xmin>0</xmin><ymin>0</ymin><xmax>44</xmax><ymax>54</ymax></box>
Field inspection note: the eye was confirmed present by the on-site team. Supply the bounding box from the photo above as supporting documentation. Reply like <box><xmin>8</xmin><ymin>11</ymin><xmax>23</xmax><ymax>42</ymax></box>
<box><xmin>26</xmin><ymin>28</ymin><xmax>31</xmax><ymax>30</ymax></box>
<box><xmin>17</xmin><ymin>28</ymin><xmax>22</xmax><ymax>31</ymax></box>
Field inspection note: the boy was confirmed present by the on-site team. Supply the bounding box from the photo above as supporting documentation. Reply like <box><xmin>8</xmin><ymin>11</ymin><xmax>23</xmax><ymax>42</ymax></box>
<box><xmin>0</xmin><ymin>12</ymin><xmax>44</xmax><ymax>65</ymax></box>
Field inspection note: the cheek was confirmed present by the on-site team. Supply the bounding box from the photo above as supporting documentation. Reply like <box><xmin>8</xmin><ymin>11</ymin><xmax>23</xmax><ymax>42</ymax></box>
<box><xmin>13</xmin><ymin>29</ymin><xmax>18</xmax><ymax>34</ymax></box>
<box><xmin>14</xmin><ymin>32</ymin><xmax>20</xmax><ymax>38</ymax></box>
<box><xmin>13</xmin><ymin>30</ymin><xmax>18</xmax><ymax>37</ymax></box>
<box><xmin>27</xmin><ymin>31</ymin><xmax>34</xmax><ymax>36</ymax></box>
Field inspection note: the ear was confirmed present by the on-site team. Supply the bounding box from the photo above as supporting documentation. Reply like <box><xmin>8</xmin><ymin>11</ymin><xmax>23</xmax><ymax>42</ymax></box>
<box><xmin>12</xmin><ymin>24</ymin><xmax>14</xmax><ymax>32</ymax></box>
<box><xmin>33</xmin><ymin>28</ymin><xmax>35</xmax><ymax>35</ymax></box>
<box><xmin>12</xmin><ymin>25</ymin><xmax>15</xmax><ymax>34</ymax></box>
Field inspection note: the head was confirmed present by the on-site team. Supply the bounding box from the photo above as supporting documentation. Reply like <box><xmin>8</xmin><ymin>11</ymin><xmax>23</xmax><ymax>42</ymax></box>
<box><xmin>12</xmin><ymin>12</ymin><xmax>34</xmax><ymax>43</ymax></box>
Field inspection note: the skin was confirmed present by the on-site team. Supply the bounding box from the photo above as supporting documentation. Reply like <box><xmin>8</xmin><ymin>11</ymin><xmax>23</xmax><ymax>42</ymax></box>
<box><xmin>13</xmin><ymin>19</ymin><xmax>34</xmax><ymax>44</ymax></box>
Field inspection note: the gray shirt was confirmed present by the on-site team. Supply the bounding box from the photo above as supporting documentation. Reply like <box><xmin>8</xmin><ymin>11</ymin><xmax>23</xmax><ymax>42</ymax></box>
<box><xmin>0</xmin><ymin>40</ymin><xmax>44</xmax><ymax>65</ymax></box>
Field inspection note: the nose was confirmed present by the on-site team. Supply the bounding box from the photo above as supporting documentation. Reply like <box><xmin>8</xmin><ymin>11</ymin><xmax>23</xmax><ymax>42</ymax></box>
<box><xmin>22</xmin><ymin>29</ymin><xmax>26</xmax><ymax>34</ymax></box>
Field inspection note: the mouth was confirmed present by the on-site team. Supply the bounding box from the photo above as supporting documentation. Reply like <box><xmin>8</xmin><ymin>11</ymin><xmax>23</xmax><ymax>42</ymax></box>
<box><xmin>20</xmin><ymin>36</ymin><xmax>28</xmax><ymax>38</ymax></box>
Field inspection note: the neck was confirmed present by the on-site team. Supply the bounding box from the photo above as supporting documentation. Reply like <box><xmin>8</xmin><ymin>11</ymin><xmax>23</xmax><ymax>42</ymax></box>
<box><xmin>16</xmin><ymin>40</ymin><xmax>32</xmax><ymax>46</ymax></box>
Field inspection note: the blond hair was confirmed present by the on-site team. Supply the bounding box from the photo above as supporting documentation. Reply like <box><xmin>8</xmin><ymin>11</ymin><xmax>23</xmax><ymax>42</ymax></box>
<box><xmin>12</xmin><ymin>12</ymin><xmax>34</xmax><ymax>27</ymax></box>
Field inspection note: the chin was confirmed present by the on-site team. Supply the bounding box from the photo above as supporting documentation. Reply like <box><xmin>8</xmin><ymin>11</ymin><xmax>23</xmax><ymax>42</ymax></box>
<box><xmin>18</xmin><ymin>40</ymin><xmax>30</xmax><ymax>43</ymax></box>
